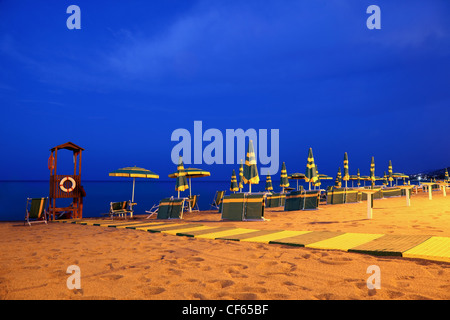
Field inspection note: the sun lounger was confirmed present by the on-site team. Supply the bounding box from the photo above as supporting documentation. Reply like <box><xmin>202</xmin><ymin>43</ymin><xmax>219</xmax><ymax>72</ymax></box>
<box><xmin>284</xmin><ymin>190</ymin><xmax>304</xmax><ymax>211</ymax></box>
<box><xmin>303</xmin><ymin>190</ymin><xmax>320</xmax><ymax>210</ymax></box>
<box><xmin>284</xmin><ymin>190</ymin><xmax>320</xmax><ymax>211</ymax></box>
<box><xmin>245</xmin><ymin>194</ymin><xmax>265</xmax><ymax>220</ymax></box>
<box><xmin>221</xmin><ymin>193</ymin><xmax>245</xmax><ymax>221</ymax></box>
<box><xmin>109</xmin><ymin>201</ymin><xmax>133</xmax><ymax>220</ymax></box>
<box><xmin>187</xmin><ymin>194</ymin><xmax>200</xmax><ymax>212</ymax></box>
<box><xmin>265</xmin><ymin>193</ymin><xmax>286</xmax><ymax>208</ymax></box>
<box><xmin>210</xmin><ymin>191</ymin><xmax>225</xmax><ymax>210</ymax></box>
<box><xmin>169</xmin><ymin>198</ymin><xmax>186</xmax><ymax>219</ymax></box>
<box><xmin>25</xmin><ymin>197</ymin><xmax>48</xmax><ymax>226</ymax></box>
<box><xmin>382</xmin><ymin>187</ymin><xmax>402</xmax><ymax>198</ymax></box>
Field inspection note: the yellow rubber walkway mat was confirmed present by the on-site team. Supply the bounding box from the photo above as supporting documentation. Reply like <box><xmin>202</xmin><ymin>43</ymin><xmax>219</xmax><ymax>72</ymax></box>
<box><xmin>176</xmin><ymin>227</ymin><xmax>237</xmax><ymax>237</ymax></box>
<box><xmin>162</xmin><ymin>225</ymin><xmax>215</xmax><ymax>235</ymax></box>
<box><xmin>217</xmin><ymin>229</ymin><xmax>287</xmax><ymax>241</ymax></box>
<box><xmin>135</xmin><ymin>223</ymin><xmax>185</xmax><ymax>231</ymax></box>
<box><xmin>403</xmin><ymin>236</ymin><xmax>450</xmax><ymax>263</ymax></box>
<box><xmin>349</xmin><ymin>234</ymin><xmax>432</xmax><ymax>256</ymax></box>
<box><xmin>306</xmin><ymin>233</ymin><xmax>384</xmax><ymax>251</ymax></box>
<box><xmin>113</xmin><ymin>221</ymin><xmax>167</xmax><ymax>229</ymax></box>
<box><xmin>195</xmin><ymin>228</ymin><xmax>259</xmax><ymax>239</ymax></box>
<box><xmin>269</xmin><ymin>231</ymin><xmax>343</xmax><ymax>247</ymax></box>
<box><xmin>240</xmin><ymin>230</ymin><xmax>310</xmax><ymax>243</ymax></box>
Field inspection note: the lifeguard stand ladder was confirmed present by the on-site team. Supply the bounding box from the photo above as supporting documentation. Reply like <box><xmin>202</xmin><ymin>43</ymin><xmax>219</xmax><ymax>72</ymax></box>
<box><xmin>48</xmin><ymin>142</ymin><xmax>85</xmax><ymax>220</ymax></box>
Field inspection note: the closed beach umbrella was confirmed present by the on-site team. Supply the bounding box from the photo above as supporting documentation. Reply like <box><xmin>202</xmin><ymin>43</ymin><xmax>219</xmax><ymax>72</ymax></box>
<box><xmin>168</xmin><ymin>167</ymin><xmax>210</xmax><ymax>197</ymax></box>
<box><xmin>109</xmin><ymin>165</ymin><xmax>159</xmax><ymax>204</ymax></box>
<box><xmin>243</xmin><ymin>140</ymin><xmax>260</xmax><ymax>193</ymax></box>
<box><xmin>335</xmin><ymin>167</ymin><xmax>342</xmax><ymax>188</ymax></box>
<box><xmin>305</xmin><ymin>148</ymin><xmax>318</xmax><ymax>190</ymax></box>
<box><xmin>230</xmin><ymin>169</ymin><xmax>239</xmax><ymax>192</ymax></box>
<box><xmin>175</xmin><ymin>157</ymin><xmax>189</xmax><ymax>198</ymax></box>
<box><xmin>370</xmin><ymin>156</ymin><xmax>376</xmax><ymax>188</ymax></box>
<box><xmin>357</xmin><ymin>168</ymin><xmax>361</xmax><ymax>187</ymax></box>
<box><xmin>388</xmin><ymin>160</ymin><xmax>394</xmax><ymax>187</ymax></box>
<box><xmin>239</xmin><ymin>159</ymin><xmax>244</xmax><ymax>192</ymax></box>
<box><xmin>383</xmin><ymin>171</ymin><xmax>388</xmax><ymax>186</ymax></box>
<box><xmin>343</xmin><ymin>152</ymin><xmax>350</xmax><ymax>188</ymax></box>
<box><xmin>445</xmin><ymin>168</ymin><xmax>449</xmax><ymax>183</ymax></box>
<box><xmin>280</xmin><ymin>162</ymin><xmax>290</xmax><ymax>192</ymax></box>
<box><xmin>265</xmin><ymin>172</ymin><xmax>273</xmax><ymax>191</ymax></box>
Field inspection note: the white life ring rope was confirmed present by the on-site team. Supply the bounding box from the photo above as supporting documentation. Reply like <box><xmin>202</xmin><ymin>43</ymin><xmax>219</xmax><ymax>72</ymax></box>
<box><xmin>60</xmin><ymin>176</ymin><xmax>76</xmax><ymax>193</ymax></box>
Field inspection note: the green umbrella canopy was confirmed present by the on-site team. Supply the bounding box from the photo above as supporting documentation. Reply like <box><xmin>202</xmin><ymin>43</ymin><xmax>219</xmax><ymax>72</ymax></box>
<box><xmin>305</xmin><ymin>148</ymin><xmax>318</xmax><ymax>185</ymax></box>
<box><xmin>280</xmin><ymin>162</ymin><xmax>290</xmax><ymax>188</ymax></box>
<box><xmin>343</xmin><ymin>152</ymin><xmax>350</xmax><ymax>181</ymax></box>
<box><xmin>243</xmin><ymin>140</ymin><xmax>260</xmax><ymax>185</ymax></box>
<box><xmin>168</xmin><ymin>168</ymin><xmax>210</xmax><ymax>179</ymax></box>
<box><xmin>168</xmin><ymin>167</ymin><xmax>210</xmax><ymax>197</ymax></box>
<box><xmin>109</xmin><ymin>166</ymin><xmax>159</xmax><ymax>203</ymax></box>
<box><xmin>109</xmin><ymin>166</ymin><xmax>159</xmax><ymax>179</ymax></box>
<box><xmin>175</xmin><ymin>157</ymin><xmax>189</xmax><ymax>192</ymax></box>
<box><xmin>265</xmin><ymin>172</ymin><xmax>273</xmax><ymax>191</ymax></box>
<box><xmin>230</xmin><ymin>169</ymin><xmax>239</xmax><ymax>192</ymax></box>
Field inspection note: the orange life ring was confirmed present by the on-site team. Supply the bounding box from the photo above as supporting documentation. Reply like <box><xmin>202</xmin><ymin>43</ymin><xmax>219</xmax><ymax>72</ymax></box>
<box><xmin>48</xmin><ymin>155</ymin><xmax>55</xmax><ymax>171</ymax></box>
<box><xmin>60</xmin><ymin>177</ymin><xmax>76</xmax><ymax>193</ymax></box>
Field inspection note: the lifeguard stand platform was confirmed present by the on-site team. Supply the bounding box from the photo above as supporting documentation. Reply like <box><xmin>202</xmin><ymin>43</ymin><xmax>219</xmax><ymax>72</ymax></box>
<box><xmin>48</xmin><ymin>142</ymin><xmax>85</xmax><ymax>220</ymax></box>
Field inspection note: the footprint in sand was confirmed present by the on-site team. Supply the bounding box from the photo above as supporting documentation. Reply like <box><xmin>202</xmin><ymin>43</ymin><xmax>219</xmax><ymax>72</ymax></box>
<box><xmin>100</xmin><ymin>274</ymin><xmax>124</xmax><ymax>281</ymax></box>
<box><xmin>142</xmin><ymin>286</ymin><xmax>166</xmax><ymax>296</ymax></box>
<box><xmin>207</xmin><ymin>279</ymin><xmax>235</xmax><ymax>289</ymax></box>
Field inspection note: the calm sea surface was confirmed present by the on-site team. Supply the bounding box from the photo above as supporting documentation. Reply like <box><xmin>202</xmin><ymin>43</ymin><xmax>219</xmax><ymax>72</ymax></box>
<box><xmin>0</xmin><ymin>179</ymin><xmax>401</xmax><ymax>221</ymax></box>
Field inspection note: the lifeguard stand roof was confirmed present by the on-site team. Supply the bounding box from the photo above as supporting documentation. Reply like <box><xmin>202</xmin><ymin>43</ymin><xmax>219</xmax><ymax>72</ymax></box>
<box><xmin>50</xmin><ymin>142</ymin><xmax>85</xmax><ymax>152</ymax></box>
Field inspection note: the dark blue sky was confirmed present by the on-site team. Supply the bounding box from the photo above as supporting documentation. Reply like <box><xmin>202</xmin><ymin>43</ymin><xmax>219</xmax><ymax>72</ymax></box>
<box><xmin>1</xmin><ymin>0</ymin><xmax>449</xmax><ymax>181</ymax></box>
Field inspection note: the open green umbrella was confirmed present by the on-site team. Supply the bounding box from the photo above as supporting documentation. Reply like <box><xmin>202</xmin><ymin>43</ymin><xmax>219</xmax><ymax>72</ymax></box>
<box><xmin>305</xmin><ymin>148</ymin><xmax>318</xmax><ymax>190</ymax></box>
<box><xmin>175</xmin><ymin>157</ymin><xmax>189</xmax><ymax>197</ymax></box>
<box><xmin>370</xmin><ymin>156</ymin><xmax>376</xmax><ymax>188</ymax></box>
<box><xmin>243</xmin><ymin>140</ymin><xmax>260</xmax><ymax>193</ymax></box>
<box><xmin>230</xmin><ymin>169</ymin><xmax>239</xmax><ymax>192</ymax></box>
<box><xmin>343</xmin><ymin>152</ymin><xmax>350</xmax><ymax>188</ymax></box>
<box><xmin>265</xmin><ymin>172</ymin><xmax>273</xmax><ymax>191</ymax></box>
<box><xmin>109</xmin><ymin>165</ymin><xmax>159</xmax><ymax>204</ymax></box>
<box><xmin>288</xmin><ymin>172</ymin><xmax>306</xmax><ymax>191</ymax></box>
<box><xmin>168</xmin><ymin>167</ymin><xmax>210</xmax><ymax>197</ymax></box>
<box><xmin>238</xmin><ymin>159</ymin><xmax>244</xmax><ymax>192</ymax></box>
<box><xmin>280</xmin><ymin>162</ymin><xmax>290</xmax><ymax>192</ymax></box>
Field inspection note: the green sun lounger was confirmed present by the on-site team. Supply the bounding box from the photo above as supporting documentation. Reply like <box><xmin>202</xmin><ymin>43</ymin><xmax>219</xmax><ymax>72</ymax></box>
<box><xmin>25</xmin><ymin>197</ymin><xmax>48</xmax><ymax>226</ymax></box>
<box><xmin>245</xmin><ymin>194</ymin><xmax>265</xmax><ymax>220</ymax></box>
<box><xmin>221</xmin><ymin>193</ymin><xmax>245</xmax><ymax>221</ymax></box>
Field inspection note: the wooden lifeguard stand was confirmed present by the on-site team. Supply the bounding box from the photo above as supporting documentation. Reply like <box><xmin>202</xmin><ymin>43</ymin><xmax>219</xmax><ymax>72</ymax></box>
<box><xmin>48</xmin><ymin>142</ymin><xmax>85</xmax><ymax>220</ymax></box>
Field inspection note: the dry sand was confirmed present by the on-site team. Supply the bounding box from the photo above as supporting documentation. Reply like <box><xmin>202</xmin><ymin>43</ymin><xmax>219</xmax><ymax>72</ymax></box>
<box><xmin>1</xmin><ymin>191</ymin><xmax>450</xmax><ymax>300</ymax></box>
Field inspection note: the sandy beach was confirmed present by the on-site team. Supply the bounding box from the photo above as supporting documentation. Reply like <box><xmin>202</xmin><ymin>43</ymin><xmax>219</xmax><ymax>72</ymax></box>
<box><xmin>1</xmin><ymin>191</ymin><xmax>450</xmax><ymax>300</ymax></box>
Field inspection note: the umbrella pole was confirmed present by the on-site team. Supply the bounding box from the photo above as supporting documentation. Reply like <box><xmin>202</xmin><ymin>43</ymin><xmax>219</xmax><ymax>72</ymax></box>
<box><xmin>249</xmin><ymin>183</ymin><xmax>252</xmax><ymax>194</ymax></box>
<box><xmin>309</xmin><ymin>182</ymin><xmax>311</xmax><ymax>191</ymax></box>
<box><xmin>189</xmin><ymin>178</ymin><xmax>192</xmax><ymax>212</ymax></box>
<box><xmin>132</xmin><ymin>177</ymin><xmax>135</xmax><ymax>203</ymax></box>
<box><xmin>296</xmin><ymin>180</ymin><xmax>299</xmax><ymax>191</ymax></box>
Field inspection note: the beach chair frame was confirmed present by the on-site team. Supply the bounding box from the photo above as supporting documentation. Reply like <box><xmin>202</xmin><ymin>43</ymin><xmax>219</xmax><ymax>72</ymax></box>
<box><xmin>210</xmin><ymin>191</ymin><xmax>225</xmax><ymax>210</ymax></box>
<box><xmin>25</xmin><ymin>197</ymin><xmax>48</xmax><ymax>226</ymax></box>
<box><xmin>109</xmin><ymin>201</ymin><xmax>133</xmax><ymax>220</ymax></box>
